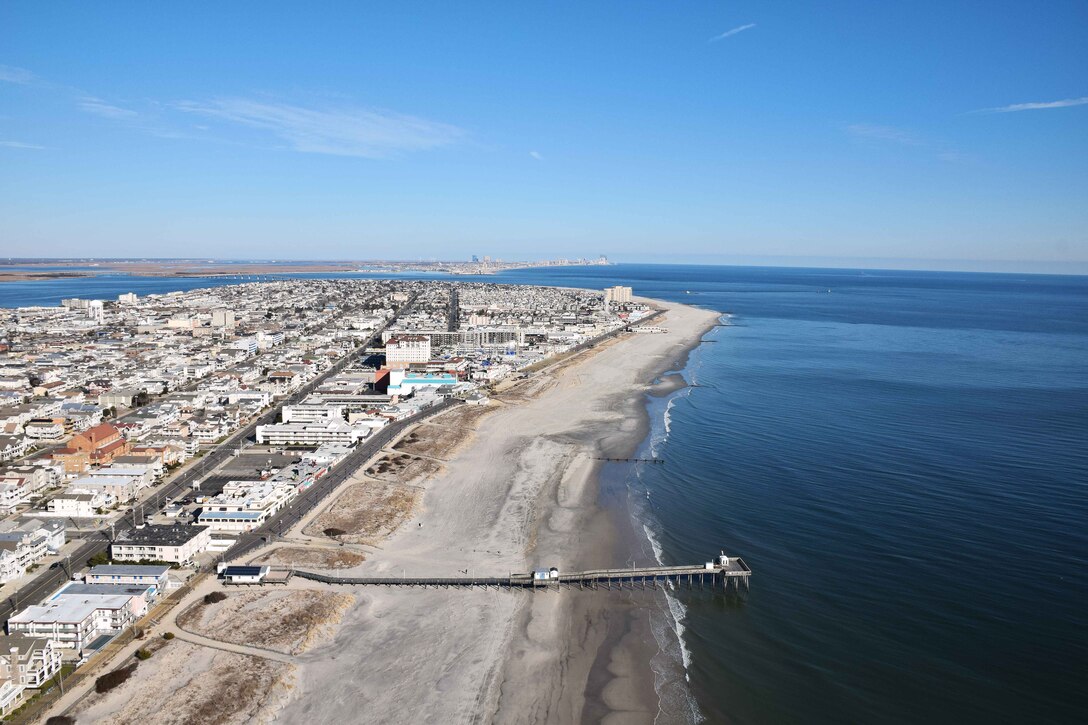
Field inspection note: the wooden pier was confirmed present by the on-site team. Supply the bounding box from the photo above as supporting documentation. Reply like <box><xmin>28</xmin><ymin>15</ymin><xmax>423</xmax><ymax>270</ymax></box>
<box><xmin>593</xmin><ymin>457</ymin><xmax>665</xmax><ymax>464</ymax></box>
<box><xmin>289</xmin><ymin>554</ymin><xmax>750</xmax><ymax>592</ymax></box>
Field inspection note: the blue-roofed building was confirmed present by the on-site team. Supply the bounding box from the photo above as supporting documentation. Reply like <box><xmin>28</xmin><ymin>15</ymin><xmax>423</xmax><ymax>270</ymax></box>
<box><xmin>387</xmin><ymin>370</ymin><xmax>458</xmax><ymax>395</ymax></box>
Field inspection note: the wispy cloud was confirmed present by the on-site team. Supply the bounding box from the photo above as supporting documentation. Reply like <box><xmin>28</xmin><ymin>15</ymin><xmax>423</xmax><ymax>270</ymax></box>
<box><xmin>78</xmin><ymin>96</ymin><xmax>139</xmax><ymax>120</ymax></box>
<box><xmin>845</xmin><ymin>122</ymin><xmax>967</xmax><ymax>163</ymax></box>
<box><xmin>845</xmin><ymin>123</ymin><xmax>924</xmax><ymax>147</ymax></box>
<box><xmin>974</xmin><ymin>96</ymin><xmax>1088</xmax><ymax>113</ymax></box>
<box><xmin>0</xmin><ymin>65</ymin><xmax>36</xmax><ymax>85</ymax></box>
<box><xmin>710</xmin><ymin>23</ymin><xmax>756</xmax><ymax>42</ymax></box>
<box><xmin>529</xmin><ymin>150</ymin><xmax>543</xmax><ymax>161</ymax></box>
<box><xmin>174</xmin><ymin>98</ymin><xmax>464</xmax><ymax>157</ymax></box>
<box><xmin>0</xmin><ymin>140</ymin><xmax>46</xmax><ymax>150</ymax></box>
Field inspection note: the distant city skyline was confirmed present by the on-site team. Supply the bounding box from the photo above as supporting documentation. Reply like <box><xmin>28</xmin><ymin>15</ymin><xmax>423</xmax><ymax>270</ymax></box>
<box><xmin>2</xmin><ymin>254</ymin><xmax>1085</xmax><ymax>275</ymax></box>
<box><xmin>2</xmin><ymin>2</ymin><xmax>1086</xmax><ymax>272</ymax></box>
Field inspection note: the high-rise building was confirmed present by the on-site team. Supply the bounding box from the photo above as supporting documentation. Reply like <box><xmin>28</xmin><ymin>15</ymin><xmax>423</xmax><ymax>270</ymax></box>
<box><xmin>385</xmin><ymin>335</ymin><xmax>432</xmax><ymax>369</ymax></box>
<box><xmin>603</xmin><ymin>285</ymin><xmax>633</xmax><ymax>310</ymax></box>
<box><xmin>211</xmin><ymin>310</ymin><xmax>236</xmax><ymax>328</ymax></box>
<box><xmin>87</xmin><ymin>300</ymin><xmax>105</xmax><ymax>324</ymax></box>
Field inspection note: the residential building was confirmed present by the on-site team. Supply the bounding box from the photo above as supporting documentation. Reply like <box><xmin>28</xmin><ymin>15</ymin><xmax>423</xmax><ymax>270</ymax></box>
<box><xmin>7</xmin><ymin>594</ymin><xmax>139</xmax><ymax>651</ymax></box>
<box><xmin>111</xmin><ymin>524</ymin><xmax>210</xmax><ymax>564</ymax></box>
<box><xmin>46</xmin><ymin>491</ymin><xmax>112</xmax><ymax>518</ymax></box>
<box><xmin>603</xmin><ymin>285</ymin><xmax>633</xmax><ymax>309</ymax></box>
<box><xmin>255</xmin><ymin>420</ymin><xmax>369</xmax><ymax>446</ymax></box>
<box><xmin>85</xmin><ymin>565</ymin><xmax>171</xmax><ymax>595</ymax></box>
<box><xmin>384</xmin><ymin>335</ymin><xmax>431</xmax><ymax>369</ymax></box>
<box><xmin>22</xmin><ymin>418</ymin><xmax>65</xmax><ymax>441</ymax></box>
<box><xmin>98</xmin><ymin>389</ymin><xmax>142</xmax><ymax>409</ymax></box>
<box><xmin>0</xmin><ymin>678</ymin><xmax>22</xmax><ymax>717</ymax></box>
<box><xmin>0</xmin><ymin>437</ymin><xmax>28</xmax><ymax>464</ymax></box>
<box><xmin>66</xmin><ymin>475</ymin><xmax>137</xmax><ymax>504</ymax></box>
<box><xmin>197</xmin><ymin>480</ymin><xmax>295</xmax><ymax>533</ymax></box>
<box><xmin>0</xmin><ymin>634</ymin><xmax>62</xmax><ymax>688</ymax></box>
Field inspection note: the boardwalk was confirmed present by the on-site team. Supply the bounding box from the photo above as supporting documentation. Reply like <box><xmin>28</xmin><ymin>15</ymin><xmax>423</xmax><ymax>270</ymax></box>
<box><xmin>593</xmin><ymin>457</ymin><xmax>665</xmax><ymax>464</ymax></box>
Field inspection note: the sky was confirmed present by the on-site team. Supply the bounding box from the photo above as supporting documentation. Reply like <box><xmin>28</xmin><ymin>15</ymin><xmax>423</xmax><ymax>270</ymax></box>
<box><xmin>1</xmin><ymin>1</ymin><xmax>1086</xmax><ymax>272</ymax></box>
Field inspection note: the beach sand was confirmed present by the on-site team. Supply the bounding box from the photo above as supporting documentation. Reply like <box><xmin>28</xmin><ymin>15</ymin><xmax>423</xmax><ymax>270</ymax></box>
<box><xmin>274</xmin><ymin>298</ymin><xmax>719</xmax><ymax>724</ymax></box>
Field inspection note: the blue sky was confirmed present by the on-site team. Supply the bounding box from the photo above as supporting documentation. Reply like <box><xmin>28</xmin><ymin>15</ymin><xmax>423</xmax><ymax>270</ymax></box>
<box><xmin>1</xmin><ymin>1</ymin><xmax>1086</xmax><ymax>272</ymax></box>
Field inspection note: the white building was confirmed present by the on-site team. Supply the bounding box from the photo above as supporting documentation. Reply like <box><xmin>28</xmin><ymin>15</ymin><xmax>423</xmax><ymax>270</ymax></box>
<box><xmin>197</xmin><ymin>480</ymin><xmax>295</xmax><ymax>533</ymax></box>
<box><xmin>603</xmin><ymin>285</ymin><xmax>633</xmax><ymax>309</ymax></box>
<box><xmin>0</xmin><ymin>635</ymin><xmax>63</xmax><ymax>689</ymax></box>
<box><xmin>86</xmin><ymin>564</ymin><xmax>171</xmax><ymax>595</ymax></box>
<box><xmin>87</xmin><ymin>464</ymin><xmax>156</xmax><ymax>490</ymax></box>
<box><xmin>281</xmin><ymin>404</ymin><xmax>346</xmax><ymax>425</ymax></box>
<box><xmin>255</xmin><ymin>420</ymin><xmax>368</xmax><ymax>446</ymax></box>
<box><xmin>46</xmin><ymin>491</ymin><xmax>113</xmax><ymax>517</ymax></box>
<box><xmin>385</xmin><ymin>335</ymin><xmax>431</xmax><ymax>368</ymax></box>
<box><xmin>211</xmin><ymin>309</ymin><xmax>236</xmax><ymax>328</ymax></box>
<box><xmin>66</xmin><ymin>475</ymin><xmax>138</xmax><ymax>504</ymax></box>
<box><xmin>0</xmin><ymin>477</ymin><xmax>34</xmax><ymax>513</ymax></box>
<box><xmin>7</xmin><ymin>595</ymin><xmax>139</xmax><ymax>651</ymax></box>
<box><xmin>0</xmin><ymin>678</ymin><xmax>22</xmax><ymax>718</ymax></box>
<box><xmin>22</xmin><ymin>419</ymin><xmax>65</xmax><ymax>441</ymax></box>
<box><xmin>0</xmin><ymin>550</ymin><xmax>23</xmax><ymax>585</ymax></box>
<box><xmin>110</xmin><ymin>525</ymin><xmax>211</xmax><ymax>565</ymax></box>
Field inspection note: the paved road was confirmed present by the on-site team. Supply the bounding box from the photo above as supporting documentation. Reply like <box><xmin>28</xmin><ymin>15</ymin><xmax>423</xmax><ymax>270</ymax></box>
<box><xmin>0</xmin><ymin>295</ymin><xmax>417</xmax><ymax>622</ymax></box>
<box><xmin>225</xmin><ymin>397</ymin><xmax>460</xmax><ymax>561</ymax></box>
<box><xmin>1</xmin><ymin>298</ymin><xmax>657</xmax><ymax>619</ymax></box>
<box><xmin>224</xmin><ymin>309</ymin><xmax>668</xmax><ymax>562</ymax></box>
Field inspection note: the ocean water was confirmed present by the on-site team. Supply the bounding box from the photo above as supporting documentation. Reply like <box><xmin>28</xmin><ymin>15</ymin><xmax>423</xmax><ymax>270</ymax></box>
<box><xmin>500</xmin><ymin>265</ymin><xmax>1088</xmax><ymax>724</ymax></box>
<box><xmin>0</xmin><ymin>270</ymin><xmax>455</xmax><ymax>308</ymax></box>
<box><xmin>3</xmin><ymin>263</ymin><xmax>1086</xmax><ymax>722</ymax></box>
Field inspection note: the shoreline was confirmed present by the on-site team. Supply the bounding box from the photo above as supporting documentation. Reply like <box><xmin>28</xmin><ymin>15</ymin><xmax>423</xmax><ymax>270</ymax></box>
<box><xmin>53</xmin><ymin>295</ymin><xmax>719</xmax><ymax>724</ymax></box>
<box><xmin>270</xmin><ymin>297</ymin><xmax>719</xmax><ymax>723</ymax></box>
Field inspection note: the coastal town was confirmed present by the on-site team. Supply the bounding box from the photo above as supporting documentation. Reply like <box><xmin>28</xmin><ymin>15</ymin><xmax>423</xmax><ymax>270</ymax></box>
<box><xmin>0</xmin><ymin>256</ymin><xmax>612</xmax><ymax>284</ymax></box>
<box><xmin>0</xmin><ymin>277</ymin><xmax>649</xmax><ymax>721</ymax></box>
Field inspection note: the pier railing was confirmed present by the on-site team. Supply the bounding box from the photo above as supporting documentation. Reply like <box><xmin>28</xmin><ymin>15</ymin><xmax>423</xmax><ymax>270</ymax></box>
<box><xmin>286</xmin><ymin>559</ymin><xmax>750</xmax><ymax>592</ymax></box>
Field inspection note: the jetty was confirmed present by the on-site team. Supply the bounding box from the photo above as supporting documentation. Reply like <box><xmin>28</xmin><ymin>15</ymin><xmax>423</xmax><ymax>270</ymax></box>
<box><xmin>275</xmin><ymin>553</ymin><xmax>750</xmax><ymax>592</ymax></box>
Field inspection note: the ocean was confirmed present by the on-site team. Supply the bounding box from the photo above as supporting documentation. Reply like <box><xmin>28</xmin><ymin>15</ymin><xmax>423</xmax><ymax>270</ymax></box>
<box><xmin>3</xmin><ymin>264</ymin><xmax>1086</xmax><ymax>723</ymax></box>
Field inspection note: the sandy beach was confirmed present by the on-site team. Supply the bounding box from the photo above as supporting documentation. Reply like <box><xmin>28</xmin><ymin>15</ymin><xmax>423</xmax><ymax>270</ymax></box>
<box><xmin>58</xmin><ymin>297</ymin><xmax>717</xmax><ymax>724</ymax></box>
<box><xmin>272</xmin><ymin>297</ymin><xmax>718</xmax><ymax>724</ymax></box>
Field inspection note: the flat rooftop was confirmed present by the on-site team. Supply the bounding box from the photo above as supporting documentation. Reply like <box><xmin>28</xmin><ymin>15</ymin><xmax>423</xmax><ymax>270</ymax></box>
<box><xmin>115</xmin><ymin>523</ymin><xmax>207</xmax><ymax>546</ymax></box>
<box><xmin>87</xmin><ymin>564</ymin><xmax>170</xmax><ymax>578</ymax></box>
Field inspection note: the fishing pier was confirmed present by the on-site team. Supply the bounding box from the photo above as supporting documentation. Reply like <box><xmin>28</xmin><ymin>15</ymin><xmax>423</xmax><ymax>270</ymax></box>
<box><xmin>593</xmin><ymin>457</ymin><xmax>665</xmax><ymax>464</ymax></box>
<box><xmin>277</xmin><ymin>553</ymin><xmax>750</xmax><ymax>592</ymax></box>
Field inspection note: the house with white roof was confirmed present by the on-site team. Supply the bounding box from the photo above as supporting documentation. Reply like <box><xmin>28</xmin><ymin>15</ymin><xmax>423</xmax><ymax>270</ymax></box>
<box><xmin>7</xmin><ymin>594</ymin><xmax>139</xmax><ymax>651</ymax></box>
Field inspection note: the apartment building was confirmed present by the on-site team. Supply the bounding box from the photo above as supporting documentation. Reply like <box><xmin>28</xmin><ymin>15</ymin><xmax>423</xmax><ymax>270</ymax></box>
<box><xmin>85</xmin><ymin>565</ymin><xmax>171</xmax><ymax>596</ymax></box>
<box><xmin>7</xmin><ymin>594</ymin><xmax>139</xmax><ymax>651</ymax></box>
<box><xmin>384</xmin><ymin>335</ymin><xmax>431</xmax><ymax>369</ymax></box>
<box><xmin>110</xmin><ymin>524</ymin><xmax>210</xmax><ymax>565</ymax></box>
<box><xmin>0</xmin><ymin>634</ymin><xmax>62</xmax><ymax>688</ymax></box>
<box><xmin>255</xmin><ymin>420</ymin><xmax>369</xmax><ymax>446</ymax></box>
